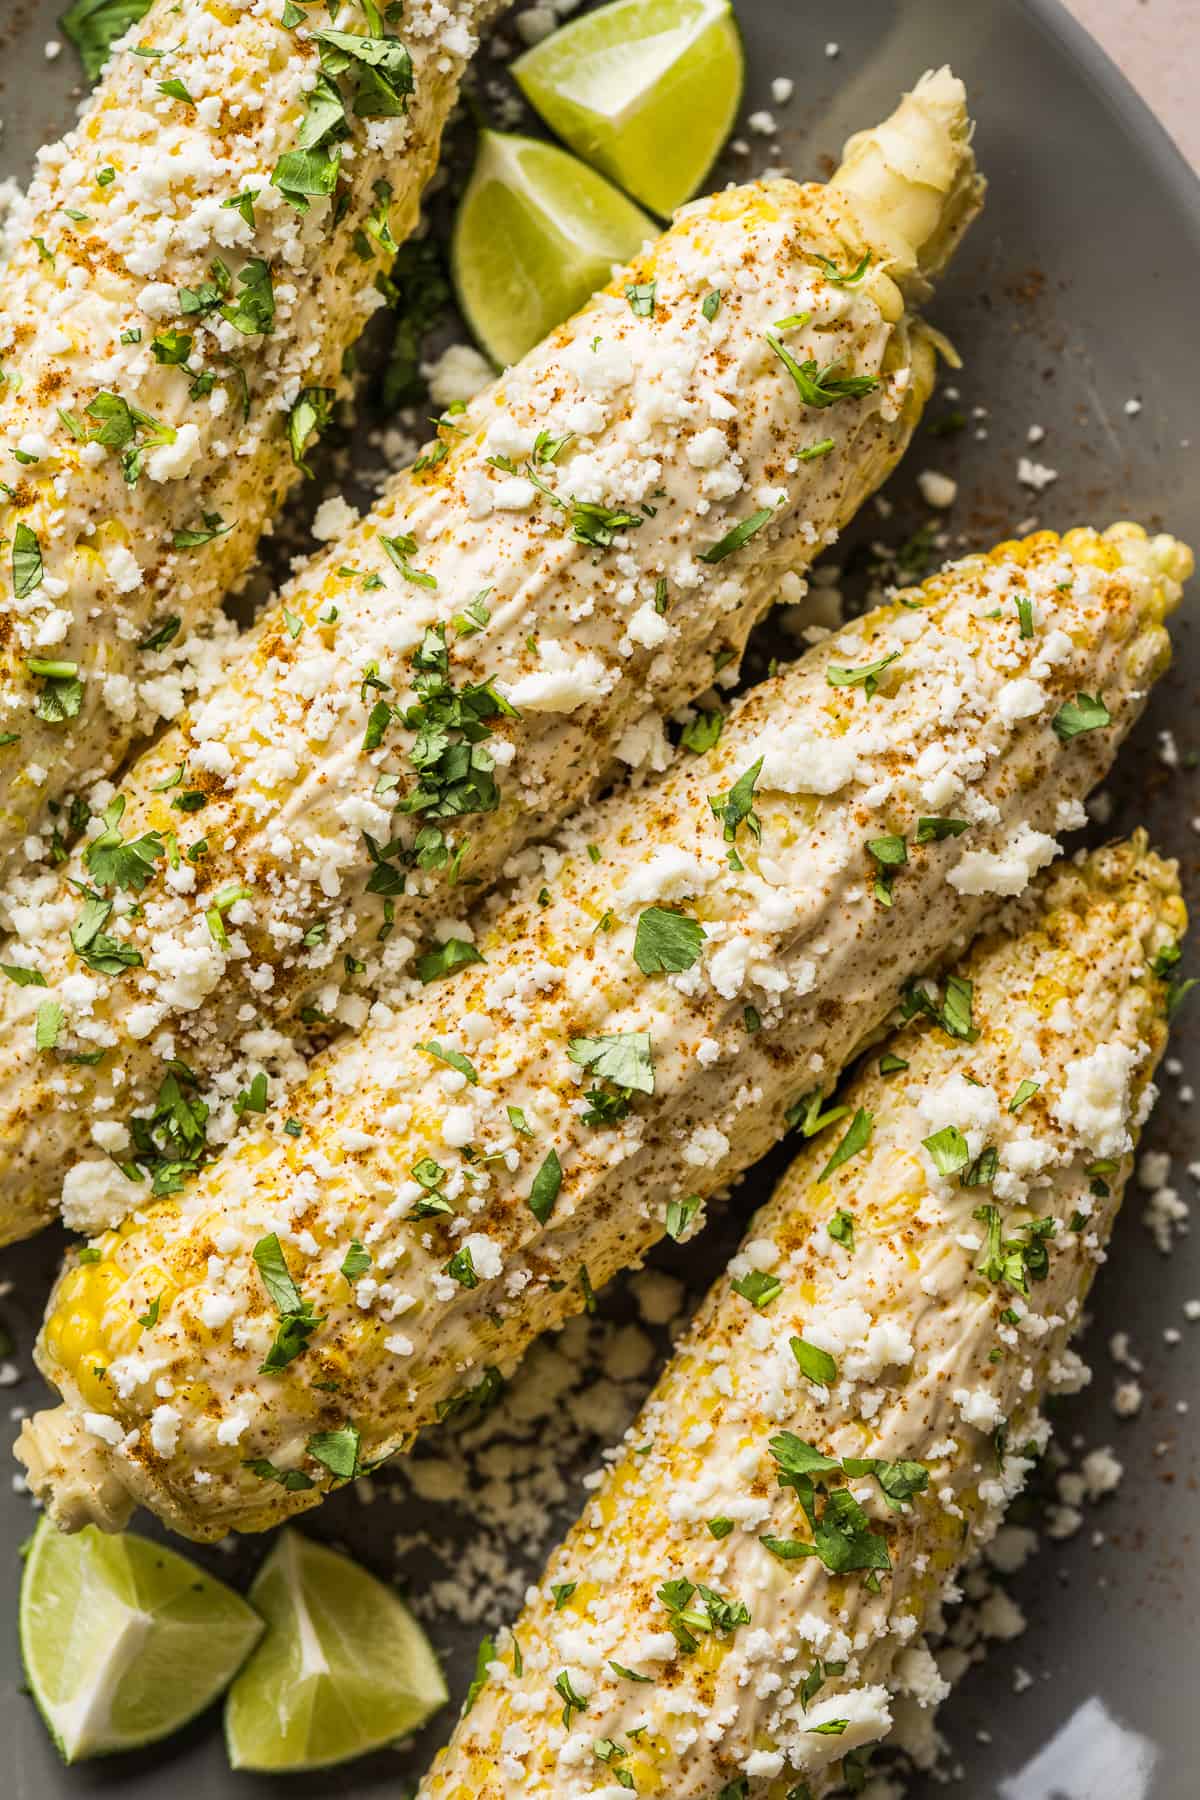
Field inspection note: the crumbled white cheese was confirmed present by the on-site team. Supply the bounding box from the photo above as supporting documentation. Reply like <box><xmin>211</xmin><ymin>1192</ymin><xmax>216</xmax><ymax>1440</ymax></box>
<box><xmin>1053</xmin><ymin>1041</ymin><xmax>1139</xmax><ymax>1158</ymax></box>
<box><xmin>948</xmin><ymin>823</ymin><xmax>1059</xmax><ymax>897</ymax></box>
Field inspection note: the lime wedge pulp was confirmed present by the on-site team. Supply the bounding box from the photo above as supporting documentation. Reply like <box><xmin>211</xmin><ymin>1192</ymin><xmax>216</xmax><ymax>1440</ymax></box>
<box><xmin>19</xmin><ymin>1518</ymin><xmax>263</xmax><ymax>1762</ymax></box>
<box><xmin>513</xmin><ymin>0</ymin><xmax>745</xmax><ymax>218</ymax></box>
<box><xmin>225</xmin><ymin>1530</ymin><xmax>448</xmax><ymax>1771</ymax></box>
<box><xmin>452</xmin><ymin>129</ymin><xmax>654</xmax><ymax>368</ymax></box>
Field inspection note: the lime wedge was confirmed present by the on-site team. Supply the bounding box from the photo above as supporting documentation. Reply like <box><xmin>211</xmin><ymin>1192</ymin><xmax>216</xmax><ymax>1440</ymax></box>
<box><xmin>513</xmin><ymin>0</ymin><xmax>744</xmax><ymax>218</ymax></box>
<box><xmin>452</xmin><ymin>129</ymin><xmax>654</xmax><ymax>368</ymax></box>
<box><xmin>19</xmin><ymin>1518</ymin><xmax>262</xmax><ymax>1762</ymax></box>
<box><xmin>225</xmin><ymin>1530</ymin><xmax>447</xmax><ymax>1771</ymax></box>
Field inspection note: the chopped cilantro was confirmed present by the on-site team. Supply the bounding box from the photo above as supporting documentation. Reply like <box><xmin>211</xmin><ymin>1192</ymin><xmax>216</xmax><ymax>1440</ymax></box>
<box><xmin>766</xmin><ymin>331</ymin><xmax>880</xmax><ymax>408</ymax></box>
<box><xmin>414</xmin><ymin>938</ymin><xmax>485</xmax><ymax>984</ymax></box>
<box><xmin>828</xmin><ymin>1209</ymin><xmax>855</xmax><ymax>1250</ymax></box>
<box><xmin>527</xmin><ymin>1149</ymin><xmax>563</xmax><ymax>1225</ymax></box>
<box><xmin>709</xmin><ymin>757</ymin><xmax>763</xmax><ymax>854</ymax></box>
<box><xmin>665</xmin><ymin>1193</ymin><xmax>702</xmax><ymax>1242</ymax></box>
<box><xmin>60</xmin><ymin>0</ymin><xmax>153</xmax><ymax>81</ymax></box>
<box><xmin>922</xmin><ymin>1124</ymin><xmax>971</xmax><ymax>1177</ymax></box>
<box><xmin>867</xmin><ymin>833</ymin><xmax>906</xmax><ymax>906</ymax></box>
<box><xmin>307</xmin><ymin>1422</ymin><xmax>360</xmax><ymax>1482</ymax></box>
<box><xmin>901</xmin><ymin>971</ymin><xmax>979</xmax><ymax>1042</ymax></box>
<box><xmin>1052</xmin><ymin>692</ymin><xmax>1112</xmax><ymax>741</ymax></box>
<box><xmin>818</xmin><ymin>1108</ymin><xmax>872</xmax><ymax>1181</ymax></box>
<box><xmin>633</xmin><ymin>906</ymin><xmax>706</xmax><ymax>975</ymax></box>
<box><xmin>790</xmin><ymin>1336</ymin><xmax>838</xmax><ymax>1385</ymax></box>
<box><xmin>554</xmin><ymin>1670</ymin><xmax>588</xmax><ymax>1728</ymax></box>
<box><xmin>680</xmin><ymin>708</ymin><xmax>723</xmax><ymax>754</ymax></box>
<box><xmin>915</xmin><ymin>816</ymin><xmax>968</xmax><ymax>842</ymax></box>
<box><xmin>35</xmin><ymin>1000</ymin><xmax>64</xmax><ymax>1051</ymax></box>
<box><xmin>2</xmin><ymin>963</ymin><xmax>47</xmax><ymax>987</ymax></box>
<box><xmin>253</xmin><ymin>1232</ymin><xmax>323</xmax><ymax>1371</ymax></box>
<box><xmin>243</xmin><ymin>1457</ymin><xmax>315</xmax><ymax>1492</ymax></box>
<box><xmin>12</xmin><ymin>522</ymin><xmax>43</xmax><ymax>599</ymax></box>
<box><xmin>698</xmin><ymin>506</ymin><xmax>774</xmax><ymax>564</ymax></box>
<box><xmin>813</xmin><ymin>250</ymin><xmax>872</xmax><ymax>286</ymax></box>
<box><xmin>731</xmin><ymin>1269</ymin><xmax>783</xmax><ymax>1309</ymax></box>
<box><xmin>418</xmin><ymin>1040</ymin><xmax>478</xmax><ymax>1084</ymax></box>
<box><xmin>567</xmin><ymin>1031</ymin><xmax>654</xmax><ymax>1095</ymax></box>
<box><xmin>287</xmin><ymin>386</ymin><xmax>336</xmax><ymax>475</ymax></box>
<box><xmin>825</xmin><ymin>650</ymin><xmax>899</xmax><ymax>698</ymax></box>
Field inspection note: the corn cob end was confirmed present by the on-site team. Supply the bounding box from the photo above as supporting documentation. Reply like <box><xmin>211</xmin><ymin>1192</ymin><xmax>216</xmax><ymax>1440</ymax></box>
<box><xmin>17</xmin><ymin>1404</ymin><xmax>134</xmax><ymax>1534</ymax></box>
<box><xmin>831</xmin><ymin>66</ymin><xmax>986</xmax><ymax>292</ymax></box>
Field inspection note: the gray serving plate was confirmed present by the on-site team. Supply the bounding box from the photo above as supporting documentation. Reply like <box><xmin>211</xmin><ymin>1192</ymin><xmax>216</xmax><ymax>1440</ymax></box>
<box><xmin>2</xmin><ymin>1</ymin><xmax>1199</xmax><ymax>1795</ymax></box>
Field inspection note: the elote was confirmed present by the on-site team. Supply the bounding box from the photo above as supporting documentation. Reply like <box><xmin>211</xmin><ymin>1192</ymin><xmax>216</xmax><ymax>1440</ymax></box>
<box><xmin>0</xmin><ymin>71</ymin><xmax>985</xmax><ymax>1246</ymax></box>
<box><xmin>0</xmin><ymin>0</ymin><xmax>494</xmax><ymax>879</ymax></box>
<box><xmin>16</xmin><ymin>522</ymin><xmax>1190</xmax><ymax>1542</ymax></box>
<box><xmin>419</xmin><ymin>837</ymin><xmax>1182</xmax><ymax>1798</ymax></box>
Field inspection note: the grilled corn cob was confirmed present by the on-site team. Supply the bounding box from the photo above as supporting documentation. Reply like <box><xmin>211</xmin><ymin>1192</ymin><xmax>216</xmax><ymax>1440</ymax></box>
<box><xmin>419</xmin><ymin>836</ymin><xmax>1182</xmax><ymax>1799</ymax></box>
<box><xmin>17</xmin><ymin>522</ymin><xmax>1190</xmax><ymax>1541</ymax></box>
<box><xmin>0</xmin><ymin>71</ymin><xmax>983</xmax><ymax>1248</ymax></box>
<box><xmin>0</xmin><ymin>0</ymin><xmax>493</xmax><ymax>878</ymax></box>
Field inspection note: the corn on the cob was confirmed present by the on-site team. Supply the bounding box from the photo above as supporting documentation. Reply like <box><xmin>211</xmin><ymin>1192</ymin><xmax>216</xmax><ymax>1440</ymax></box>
<box><xmin>0</xmin><ymin>71</ymin><xmax>984</xmax><ymax>1247</ymax></box>
<box><xmin>16</xmin><ymin>522</ymin><xmax>1190</xmax><ymax>1541</ymax></box>
<box><xmin>419</xmin><ymin>836</ymin><xmax>1182</xmax><ymax>1799</ymax></box>
<box><xmin>0</xmin><ymin>0</ymin><xmax>493</xmax><ymax>879</ymax></box>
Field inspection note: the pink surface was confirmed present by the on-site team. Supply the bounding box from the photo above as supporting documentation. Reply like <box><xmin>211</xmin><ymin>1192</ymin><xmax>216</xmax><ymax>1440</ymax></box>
<box><xmin>1065</xmin><ymin>0</ymin><xmax>1199</xmax><ymax>169</ymax></box>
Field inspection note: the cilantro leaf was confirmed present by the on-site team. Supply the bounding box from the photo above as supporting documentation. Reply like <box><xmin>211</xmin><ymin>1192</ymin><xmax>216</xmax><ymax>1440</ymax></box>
<box><xmin>84</xmin><ymin>796</ymin><xmax>164</xmax><ymax>893</ymax></box>
<box><xmin>414</xmin><ymin>937</ymin><xmax>486</xmax><ymax>984</ymax></box>
<box><xmin>698</xmin><ymin>506</ymin><xmax>774</xmax><ymax>565</ymax></box>
<box><xmin>841</xmin><ymin>1456</ymin><xmax>929</xmax><ymax>1512</ymax></box>
<box><xmin>766</xmin><ymin>331</ymin><xmax>880</xmax><ymax>407</ymax></box>
<box><xmin>828</xmin><ymin>1208</ymin><xmax>855</xmax><ymax>1250</ymax></box>
<box><xmin>307</xmin><ymin>1422</ymin><xmax>360</xmax><ymax>1481</ymax></box>
<box><xmin>252</xmin><ymin>1233</ymin><xmax>304</xmax><ymax>1314</ymax></box>
<box><xmin>340</xmin><ymin>1241</ymin><xmax>372</xmax><ymax>1283</ymax></box>
<box><xmin>922</xmin><ymin>1124</ymin><xmax>971</xmax><ymax>1177</ymax></box>
<box><xmin>814</xmin><ymin>250</ymin><xmax>872</xmax><ymax>286</ymax></box>
<box><xmin>35</xmin><ymin>1000</ymin><xmax>64</xmax><ymax>1051</ymax></box>
<box><xmin>2</xmin><ymin>963</ymin><xmax>47</xmax><ymax>987</ymax></box>
<box><xmin>220</xmin><ymin>258</ymin><xmax>275</xmax><ymax>336</ymax></box>
<box><xmin>243</xmin><ymin>1456</ymin><xmax>315</xmax><ymax>1491</ymax></box>
<box><xmin>818</xmin><ymin>1108</ymin><xmax>872</xmax><ymax>1182</ymax></box>
<box><xmin>527</xmin><ymin>1149</ymin><xmax>563</xmax><ymax>1225</ymax></box>
<box><xmin>60</xmin><ymin>0</ymin><xmax>152</xmax><ymax>82</ymax></box>
<box><xmin>915</xmin><ymin>816</ymin><xmax>968</xmax><ymax>842</ymax></box>
<box><xmin>633</xmin><ymin>906</ymin><xmax>706</xmax><ymax>975</ymax></box>
<box><xmin>463</xmin><ymin>1634</ymin><xmax>494</xmax><ymax>1714</ymax></box>
<box><xmin>12</xmin><ymin>522</ymin><xmax>43</xmax><ymax>599</ymax></box>
<box><xmin>665</xmin><ymin>1193</ymin><xmax>702</xmax><ymax>1242</ymax></box>
<box><xmin>287</xmin><ymin>386</ymin><xmax>336</xmax><ymax>475</ymax></box>
<box><xmin>1052</xmin><ymin>692</ymin><xmax>1112</xmax><ymax>741</ymax></box>
<box><xmin>825</xmin><ymin>650</ymin><xmax>899</xmax><ymax>698</ymax></box>
<box><xmin>731</xmin><ymin>1269</ymin><xmax>783</xmax><ymax>1309</ymax></box>
<box><xmin>253</xmin><ymin>1232</ymin><xmax>324</xmax><ymax>1371</ymax></box>
<box><xmin>418</xmin><ymin>1040</ymin><xmax>478</xmax><ymax>1083</ymax></box>
<box><xmin>790</xmin><ymin>1336</ymin><xmax>838</xmax><ymax>1385</ymax></box>
<box><xmin>709</xmin><ymin>757</ymin><xmax>763</xmax><ymax>849</ymax></box>
<box><xmin>680</xmin><ymin>707</ymin><xmax>723</xmax><ymax>754</ymax></box>
<box><xmin>813</xmin><ymin>1485</ymin><xmax>891</xmax><ymax>1574</ymax></box>
<box><xmin>567</xmin><ymin>1032</ymin><xmax>655</xmax><ymax>1095</ymax></box>
<box><xmin>901</xmin><ymin>971</ymin><xmax>979</xmax><ymax>1042</ymax></box>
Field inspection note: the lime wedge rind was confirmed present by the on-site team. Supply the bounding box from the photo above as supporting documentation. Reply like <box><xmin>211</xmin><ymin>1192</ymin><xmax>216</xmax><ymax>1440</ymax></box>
<box><xmin>513</xmin><ymin>0</ymin><xmax>745</xmax><ymax>218</ymax></box>
<box><xmin>225</xmin><ymin>1530</ymin><xmax>448</xmax><ymax>1773</ymax></box>
<box><xmin>19</xmin><ymin>1518</ymin><xmax>263</xmax><ymax>1762</ymax></box>
<box><xmin>451</xmin><ymin>130</ymin><xmax>654</xmax><ymax>369</ymax></box>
